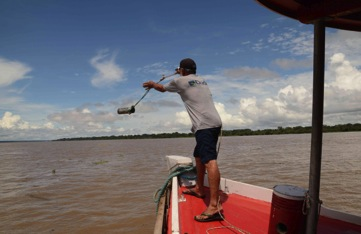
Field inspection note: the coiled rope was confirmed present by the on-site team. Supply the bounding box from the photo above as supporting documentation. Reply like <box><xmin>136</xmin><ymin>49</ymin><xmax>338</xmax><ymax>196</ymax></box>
<box><xmin>153</xmin><ymin>165</ymin><xmax>195</xmax><ymax>214</ymax></box>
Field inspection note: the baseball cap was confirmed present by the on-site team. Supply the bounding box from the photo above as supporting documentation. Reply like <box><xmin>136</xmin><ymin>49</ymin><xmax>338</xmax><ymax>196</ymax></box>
<box><xmin>179</xmin><ymin>58</ymin><xmax>197</xmax><ymax>72</ymax></box>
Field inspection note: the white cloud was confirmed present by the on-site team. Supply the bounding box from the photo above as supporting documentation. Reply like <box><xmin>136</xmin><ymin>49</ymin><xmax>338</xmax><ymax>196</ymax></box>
<box><xmin>324</xmin><ymin>53</ymin><xmax>361</xmax><ymax>114</ymax></box>
<box><xmin>48</xmin><ymin>107</ymin><xmax>118</xmax><ymax>130</ymax></box>
<box><xmin>278</xmin><ymin>85</ymin><xmax>312</xmax><ymax>111</ymax></box>
<box><xmin>215</xmin><ymin>102</ymin><xmax>249</xmax><ymax>128</ymax></box>
<box><xmin>273</xmin><ymin>58</ymin><xmax>312</xmax><ymax>70</ymax></box>
<box><xmin>0</xmin><ymin>57</ymin><xmax>32</xmax><ymax>87</ymax></box>
<box><xmin>223</xmin><ymin>52</ymin><xmax>360</xmax><ymax>129</ymax></box>
<box><xmin>0</xmin><ymin>111</ymin><xmax>54</xmax><ymax>131</ymax></box>
<box><xmin>175</xmin><ymin>111</ymin><xmax>191</xmax><ymax>126</ymax></box>
<box><xmin>267</xmin><ymin>28</ymin><xmax>313</xmax><ymax>55</ymax></box>
<box><xmin>235</xmin><ymin>90</ymin><xmax>311</xmax><ymax>129</ymax></box>
<box><xmin>326</xmin><ymin>30</ymin><xmax>361</xmax><ymax>65</ymax></box>
<box><xmin>328</xmin><ymin>53</ymin><xmax>361</xmax><ymax>91</ymax></box>
<box><xmin>90</xmin><ymin>50</ymin><xmax>125</xmax><ymax>88</ymax></box>
<box><xmin>223</xmin><ymin>66</ymin><xmax>279</xmax><ymax>80</ymax></box>
<box><xmin>0</xmin><ymin>112</ymin><xmax>28</xmax><ymax>129</ymax></box>
<box><xmin>137</xmin><ymin>62</ymin><xmax>171</xmax><ymax>76</ymax></box>
<box><xmin>0</xmin><ymin>105</ymin><xmax>124</xmax><ymax>140</ymax></box>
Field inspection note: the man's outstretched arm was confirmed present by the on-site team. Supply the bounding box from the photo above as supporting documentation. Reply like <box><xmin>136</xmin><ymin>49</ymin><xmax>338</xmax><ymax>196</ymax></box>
<box><xmin>142</xmin><ymin>81</ymin><xmax>166</xmax><ymax>92</ymax></box>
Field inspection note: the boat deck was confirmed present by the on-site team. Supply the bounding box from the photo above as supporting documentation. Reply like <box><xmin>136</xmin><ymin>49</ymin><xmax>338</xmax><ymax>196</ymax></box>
<box><xmin>176</xmin><ymin>187</ymin><xmax>270</xmax><ymax>234</ymax></box>
<box><xmin>173</xmin><ymin>186</ymin><xmax>361</xmax><ymax>234</ymax></box>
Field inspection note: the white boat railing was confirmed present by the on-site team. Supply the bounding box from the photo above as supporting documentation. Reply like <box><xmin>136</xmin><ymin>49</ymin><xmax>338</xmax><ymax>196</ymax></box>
<box><xmin>320</xmin><ymin>205</ymin><xmax>361</xmax><ymax>226</ymax></box>
<box><xmin>171</xmin><ymin>176</ymin><xmax>180</xmax><ymax>234</ymax></box>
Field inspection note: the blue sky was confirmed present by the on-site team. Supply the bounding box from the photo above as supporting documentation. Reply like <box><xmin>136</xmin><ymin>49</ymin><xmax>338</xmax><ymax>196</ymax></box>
<box><xmin>1</xmin><ymin>0</ymin><xmax>361</xmax><ymax>141</ymax></box>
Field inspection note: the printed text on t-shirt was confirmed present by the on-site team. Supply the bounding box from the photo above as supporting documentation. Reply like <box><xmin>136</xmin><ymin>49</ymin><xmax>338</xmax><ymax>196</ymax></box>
<box><xmin>188</xmin><ymin>80</ymin><xmax>207</xmax><ymax>87</ymax></box>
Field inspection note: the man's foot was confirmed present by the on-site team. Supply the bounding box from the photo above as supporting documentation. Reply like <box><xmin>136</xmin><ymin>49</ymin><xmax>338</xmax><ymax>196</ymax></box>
<box><xmin>182</xmin><ymin>189</ymin><xmax>205</xmax><ymax>199</ymax></box>
<box><xmin>198</xmin><ymin>203</ymin><xmax>223</xmax><ymax>219</ymax></box>
<box><xmin>194</xmin><ymin>212</ymin><xmax>224</xmax><ymax>222</ymax></box>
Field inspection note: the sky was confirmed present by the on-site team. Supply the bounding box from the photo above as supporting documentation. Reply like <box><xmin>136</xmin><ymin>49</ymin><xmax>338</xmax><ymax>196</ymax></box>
<box><xmin>1</xmin><ymin>0</ymin><xmax>361</xmax><ymax>141</ymax></box>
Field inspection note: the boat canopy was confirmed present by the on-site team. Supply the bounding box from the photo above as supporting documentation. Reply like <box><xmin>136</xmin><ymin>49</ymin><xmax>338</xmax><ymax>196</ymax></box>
<box><xmin>256</xmin><ymin>0</ymin><xmax>361</xmax><ymax>31</ymax></box>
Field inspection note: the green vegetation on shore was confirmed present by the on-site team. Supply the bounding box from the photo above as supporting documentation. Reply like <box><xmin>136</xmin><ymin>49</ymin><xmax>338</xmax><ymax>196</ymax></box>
<box><xmin>55</xmin><ymin>123</ymin><xmax>361</xmax><ymax>141</ymax></box>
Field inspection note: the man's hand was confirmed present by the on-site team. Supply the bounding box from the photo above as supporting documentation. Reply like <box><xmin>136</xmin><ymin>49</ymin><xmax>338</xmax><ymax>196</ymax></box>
<box><xmin>142</xmin><ymin>81</ymin><xmax>166</xmax><ymax>92</ymax></box>
<box><xmin>143</xmin><ymin>81</ymin><xmax>155</xmax><ymax>90</ymax></box>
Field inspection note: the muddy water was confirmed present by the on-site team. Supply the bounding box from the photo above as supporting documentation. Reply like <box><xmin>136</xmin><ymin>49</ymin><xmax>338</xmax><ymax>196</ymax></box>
<box><xmin>1</xmin><ymin>132</ymin><xmax>360</xmax><ymax>233</ymax></box>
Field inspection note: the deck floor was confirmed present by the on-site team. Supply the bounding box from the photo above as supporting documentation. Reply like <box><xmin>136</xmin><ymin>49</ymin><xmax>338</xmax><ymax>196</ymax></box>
<box><xmin>173</xmin><ymin>187</ymin><xmax>361</xmax><ymax>234</ymax></box>
<box><xmin>178</xmin><ymin>187</ymin><xmax>270</xmax><ymax>234</ymax></box>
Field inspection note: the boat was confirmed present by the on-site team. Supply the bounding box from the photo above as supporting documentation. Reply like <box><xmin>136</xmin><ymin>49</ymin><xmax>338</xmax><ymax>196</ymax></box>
<box><xmin>154</xmin><ymin>155</ymin><xmax>361</xmax><ymax>233</ymax></box>
<box><xmin>154</xmin><ymin>1</ymin><xmax>361</xmax><ymax>233</ymax></box>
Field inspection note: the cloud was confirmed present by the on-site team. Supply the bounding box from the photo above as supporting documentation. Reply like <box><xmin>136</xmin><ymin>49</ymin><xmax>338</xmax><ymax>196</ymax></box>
<box><xmin>328</xmin><ymin>53</ymin><xmax>361</xmax><ymax>91</ymax></box>
<box><xmin>0</xmin><ymin>57</ymin><xmax>32</xmax><ymax>87</ymax></box>
<box><xmin>326</xmin><ymin>30</ymin><xmax>361</xmax><ymax>65</ymax></box>
<box><xmin>204</xmin><ymin>68</ymin><xmax>283</xmax><ymax>105</ymax></box>
<box><xmin>222</xmin><ymin>52</ymin><xmax>360</xmax><ymax>129</ymax></box>
<box><xmin>0</xmin><ymin>102</ymin><xmax>127</xmax><ymax>140</ymax></box>
<box><xmin>175</xmin><ymin>111</ymin><xmax>191</xmax><ymax>126</ymax></box>
<box><xmin>325</xmin><ymin>53</ymin><xmax>361</xmax><ymax>114</ymax></box>
<box><xmin>136</xmin><ymin>61</ymin><xmax>178</xmax><ymax>79</ymax></box>
<box><xmin>267</xmin><ymin>28</ymin><xmax>314</xmax><ymax>55</ymax></box>
<box><xmin>90</xmin><ymin>50</ymin><xmax>125</xmax><ymax>88</ymax></box>
<box><xmin>0</xmin><ymin>117</ymin><xmax>57</xmax><ymax>141</ymax></box>
<box><xmin>222</xmin><ymin>66</ymin><xmax>279</xmax><ymax>80</ymax></box>
<box><xmin>0</xmin><ymin>112</ymin><xmax>28</xmax><ymax>129</ymax></box>
<box><xmin>272</xmin><ymin>58</ymin><xmax>312</xmax><ymax>70</ymax></box>
<box><xmin>215</xmin><ymin>102</ymin><xmax>249</xmax><ymax>127</ymax></box>
<box><xmin>229</xmin><ymin>85</ymin><xmax>312</xmax><ymax>130</ymax></box>
<box><xmin>48</xmin><ymin>106</ymin><xmax>118</xmax><ymax>130</ymax></box>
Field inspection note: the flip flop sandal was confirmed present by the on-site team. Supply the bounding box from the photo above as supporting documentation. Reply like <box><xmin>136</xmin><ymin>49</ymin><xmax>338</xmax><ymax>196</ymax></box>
<box><xmin>194</xmin><ymin>212</ymin><xmax>224</xmax><ymax>222</ymax></box>
<box><xmin>182</xmin><ymin>189</ymin><xmax>205</xmax><ymax>199</ymax></box>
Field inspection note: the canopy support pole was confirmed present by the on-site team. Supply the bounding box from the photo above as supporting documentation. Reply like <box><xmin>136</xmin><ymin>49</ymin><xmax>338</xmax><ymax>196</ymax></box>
<box><xmin>306</xmin><ymin>19</ymin><xmax>325</xmax><ymax>234</ymax></box>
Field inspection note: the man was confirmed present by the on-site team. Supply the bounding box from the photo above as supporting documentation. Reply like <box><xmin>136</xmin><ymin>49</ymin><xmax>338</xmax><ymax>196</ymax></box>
<box><xmin>142</xmin><ymin>58</ymin><xmax>223</xmax><ymax>222</ymax></box>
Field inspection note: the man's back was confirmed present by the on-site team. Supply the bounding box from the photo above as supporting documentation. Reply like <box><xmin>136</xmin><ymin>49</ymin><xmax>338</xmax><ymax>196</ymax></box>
<box><xmin>164</xmin><ymin>74</ymin><xmax>222</xmax><ymax>133</ymax></box>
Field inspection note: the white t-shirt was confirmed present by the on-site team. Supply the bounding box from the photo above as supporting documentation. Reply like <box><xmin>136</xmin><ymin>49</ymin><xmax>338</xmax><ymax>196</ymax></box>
<box><xmin>164</xmin><ymin>74</ymin><xmax>222</xmax><ymax>133</ymax></box>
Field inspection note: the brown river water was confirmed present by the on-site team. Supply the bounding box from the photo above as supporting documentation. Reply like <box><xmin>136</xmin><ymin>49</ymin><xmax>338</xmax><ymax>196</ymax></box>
<box><xmin>1</xmin><ymin>132</ymin><xmax>360</xmax><ymax>233</ymax></box>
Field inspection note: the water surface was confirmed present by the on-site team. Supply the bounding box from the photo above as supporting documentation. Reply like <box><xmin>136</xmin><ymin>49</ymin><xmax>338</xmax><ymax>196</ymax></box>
<box><xmin>0</xmin><ymin>132</ymin><xmax>360</xmax><ymax>233</ymax></box>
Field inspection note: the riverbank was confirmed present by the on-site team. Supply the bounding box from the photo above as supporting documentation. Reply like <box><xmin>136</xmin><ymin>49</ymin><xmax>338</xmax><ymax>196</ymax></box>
<box><xmin>55</xmin><ymin>123</ymin><xmax>361</xmax><ymax>141</ymax></box>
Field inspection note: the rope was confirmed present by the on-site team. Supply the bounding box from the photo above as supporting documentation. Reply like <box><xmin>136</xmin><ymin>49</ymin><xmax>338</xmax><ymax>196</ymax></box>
<box><xmin>153</xmin><ymin>165</ymin><xmax>195</xmax><ymax>214</ymax></box>
<box><xmin>217</xmin><ymin>126</ymin><xmax>223</xmax><ymax>156</ymax></box>
<box><xmin>134</xmin><ymin>72</ymin><xmax>178</xmax><ymax>107</ymax></box>
<box><xmin>206</xmin><ymin>196</ymin><xmax>250</xmax><ymax>234</ymax></box>
<box><xmin>302</xmin><ymin>190</ymin><xmax>323</xmax><ymax>215</ymax></box>
<box><xmin>303</xmin><ymin>191</ymin><xmax>310</xmax><ymax>215</ymax></box>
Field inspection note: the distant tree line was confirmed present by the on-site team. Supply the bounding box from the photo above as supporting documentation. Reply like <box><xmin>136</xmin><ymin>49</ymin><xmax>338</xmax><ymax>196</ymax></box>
<box><xmin>224</xmin><ymin>123</ymin><xmax>361</xmax><ymax>136</ymax></box>
<box><xmin>55</xmin><ymin>123</ymin><xmax>361</xmax><ymax>141</ymax></box>
<box><xmin>56</xmin><ymin>132</ymin><xmax>194</xmax><ymax>141</ymax></box>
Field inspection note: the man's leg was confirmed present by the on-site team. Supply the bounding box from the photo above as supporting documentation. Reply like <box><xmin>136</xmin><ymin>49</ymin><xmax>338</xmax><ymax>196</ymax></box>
<box><xmin>193</xmin><ymin>127</ymin><xmax>223</xmax><ymax>220</ymax></box>
<box><xmin>184</xmin><ymin>157</ymin><xmax>206</xmax><ymax>197</ymax></box>
<box><xmin>205</xmin><ymin>159</ymin><xmax>221</xmax><ymax>213</ymax></box>
<box><xmin>195</xmin><ymin>159</ymin><xmax>222</xmax><ymax>220</ymax></box>
<box><xmin>195</xmin><ymin>157</ymin><xmax>205</xmax><ymax>194</ymax></box>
